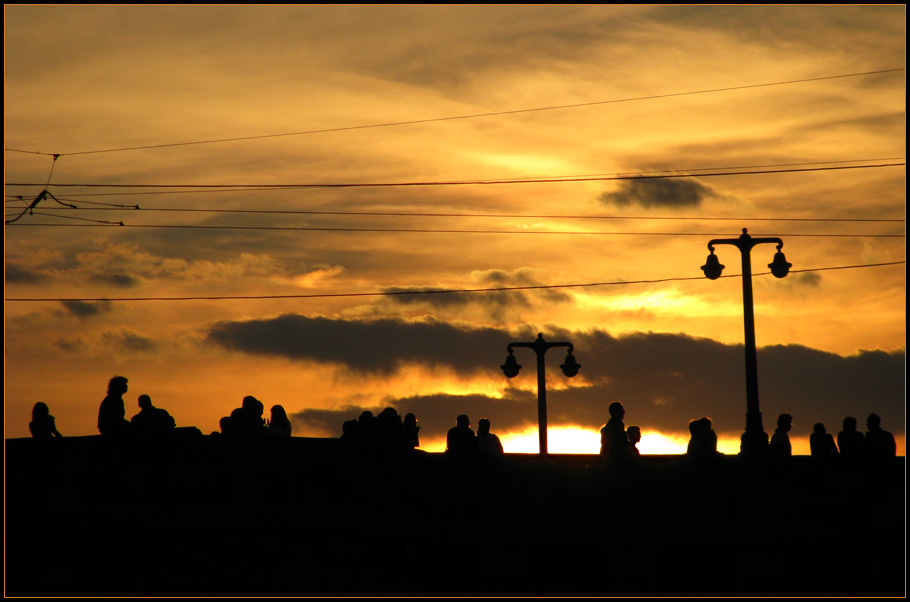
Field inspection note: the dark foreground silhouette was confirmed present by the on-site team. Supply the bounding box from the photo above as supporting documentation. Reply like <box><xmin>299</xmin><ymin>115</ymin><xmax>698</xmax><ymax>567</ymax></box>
<box><xmin>5</xmin><ymin>436</ymin><xmax>904</xmax><ymax>597</ymax></box>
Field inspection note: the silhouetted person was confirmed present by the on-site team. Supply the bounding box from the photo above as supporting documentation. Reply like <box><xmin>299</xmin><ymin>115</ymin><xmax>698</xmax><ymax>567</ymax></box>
<box><xmin>376</xmin><ymin>407</ymin><xmax>404</xmax><ymax>451</ymax></box>
<box><xmin>228</xmin><ymin>395</ymin><xmax>267</xmax><ymax>438</ymax></box>
<box><xmin>769</xmin><ymin>413</ymin><xmax>793</xmax><ymax>458</ymax></box>
<box><xmin>446</xmin><ymin>414</ymin><xmax>476</xmax><ymax>455</ymax></box>
<box><xmin>809</xmin><ymin>422</ymin><xmax>838</xmax><ymax>458</ymax></box>
<box><xmin>864</xmin><ymin>413</ymin><xmax>896</xmax><ymax>460</ymax></box>
<box><xmin>29</xmin><ymin>402</ymin><xmax>62</xmax><ymax>439</ymax></box>
<box><xmin>600</xmin><ymin>401</ymin><xmax>629</xmax><ymax>460</ymax></box>
<box><xmin>836</xmin><ymin>416</ymin><xmax>865</xmax><ymax>459</ymax></box>
<box><xmin>98</xmin><ymin>376</ymin><xmax>131</xmax><ymax>438</ymax></box>
<box><xmin>130</xmin><ymin>394</ymin><xmax>176</xmax><ymax>438</ymax></box>
<box><xmin>686</xmin><ymin>417</ymin><xmax>718</xmax><ymax>459</ymax></box>
<box><xmin>627</xmin><ymin>426</ymin><xmax>641</xmax><ymax>458</ymax></box>
<box><xmin>340</xmin><ymin>419</ymin><xmax>358</xmax><ymax>440</ymax></box>
<box><xmin>476</xmin><ymin>418</ymin><xmax>504</xmax><ymax>455</ymax></box>
<box><xmin>268</xmin><ymin>405</ymin><xmax>292</xmax><ymax>438</ymax></box>
<box><xmin>403</xmin><ymin>413</ymin><xmax>420</xmax><ymax>449</ymax></box>
<box><xmin>215</xmin><ymin>416</ymin><xmax>231</xmax><ymax>436</ymax></box>
<box><xmin>356</xmin><ymin>410</ymin><xmax>378</xmax><ymax>450</ymax></box>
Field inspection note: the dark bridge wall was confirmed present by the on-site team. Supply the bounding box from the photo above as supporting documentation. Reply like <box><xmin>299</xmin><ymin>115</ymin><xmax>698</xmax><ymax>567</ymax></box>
<box><xmin>5</xmin><ymin>436</ymin><xmax>905</xmax><ymax>597</ymax></box>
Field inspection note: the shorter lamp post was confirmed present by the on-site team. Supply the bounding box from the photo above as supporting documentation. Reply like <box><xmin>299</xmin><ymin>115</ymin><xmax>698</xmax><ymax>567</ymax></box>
<box><xmin>501</xmin><ymin>332</ymin><xmax>580</xmax><ymax>456</ymax></box>
<box><xmin>701</xmin><ymin>227</ymin><xmax>792</xmax><ymax>456</ymax></box>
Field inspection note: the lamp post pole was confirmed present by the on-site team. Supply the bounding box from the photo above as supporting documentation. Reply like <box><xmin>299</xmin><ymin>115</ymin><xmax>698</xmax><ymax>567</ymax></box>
<box><xmin>701</xmin><ymin>228</ymin><xmax>792</xmax><ymax>456</ymax></box>
<box><xmin>501</xmin><ymin>333</ymin><xmax>580</xmax><ymax>456</ymax></box>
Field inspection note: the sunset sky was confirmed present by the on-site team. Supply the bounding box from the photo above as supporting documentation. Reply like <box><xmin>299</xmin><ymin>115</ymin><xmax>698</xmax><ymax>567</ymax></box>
<box><xmin>4</xmin><ymin>5</ymin><xmax>905</xmax><ymax>454</ymax></box>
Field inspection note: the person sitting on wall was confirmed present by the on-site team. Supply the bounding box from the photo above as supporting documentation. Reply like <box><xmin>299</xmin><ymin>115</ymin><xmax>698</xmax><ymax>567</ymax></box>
<box><xmin>29</xmin><ymin>402</ymin><xmax>62</xmax><ymax>439</ymax></box>
<box><xmin>131</xmin><ymin>394</ymin><xmax>177</xmax><ymax>439</ymax></box>
<box><xmin>446</xmin><ymin>414</ymin><xmax>476</xmax><ymax>456</ymax></box>
<box><xmin>476</xmin><ymin>418</ymin><xmax>504</xmax><ymax>455</ymax></box>
<box><xmin>809</xmin><ymin>422</ymin><xmax>838</xmax><ymax>458</ymax></box>
<box><xmin>98</xmin><ymin>376</ymin><xmax>131</xmax><ymax>438</ymax></box>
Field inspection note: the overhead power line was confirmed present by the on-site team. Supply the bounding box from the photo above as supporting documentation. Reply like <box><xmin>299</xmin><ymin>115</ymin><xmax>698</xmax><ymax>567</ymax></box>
<box><xmin>13</xmin><ymin>202</ymin><xmax>905</xmax><ymax>224</ymax></box>
<box><xmin>7</xmin><ymin>220</ymin><xmax>904</xmax><ymax>238</ymax></box>
<box><xmin>5</xmin><ymin>162</ymin><xmax>905</xmax><ymax>191</ymax></box>
<box><xmin>3</xmin><ymin>261</ymin><xmax>904</xmax><ymax>303</ymax></box>
<box><xmin>6</xmin><ymin>157</ymin><xmax>902</xmax><ymax>199</ymax></box>
<box><xmin>4</xmin><ymin>68</ymin><xmax>904</xmax><ymax>157</ymax></box>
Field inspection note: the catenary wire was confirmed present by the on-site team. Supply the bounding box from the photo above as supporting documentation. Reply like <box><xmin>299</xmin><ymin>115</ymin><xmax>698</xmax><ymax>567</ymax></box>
<box><xmin>3</xmin><ymin>68</ymin><xmax>904</xmax><ymax>157</ymax></box>
<box><xmin>8</xmin><ymin>157</ymin><xmax>903</xmax><ymax>199</ymax></box>
<box><xmin>5</xmin><ymin>162</ymin><xmax>905</xmax><ymax>190</ymax></box>
<box><xmin>5</xmin><ymin>157</ymin><xmax>906</xmax><ymax>195</ymax></box>
<box><xmin>7</xmin><ymin>220</ymin><xmax>904</xmax><ymax>238</ymax></box>
<box><xmin>3</xmin><ymin>261</ymin><xmax>904</xmax><ymax>303</ymax></box>
<box><xmin>17</xmin><ymin>197</ymin><xmax>906</xmax><ymax>224</ymax></box>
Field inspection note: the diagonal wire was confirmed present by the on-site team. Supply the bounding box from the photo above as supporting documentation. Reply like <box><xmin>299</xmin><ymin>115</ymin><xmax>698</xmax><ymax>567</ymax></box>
<box><xmin>4</xmin><ymin>68</ymin><xmax>904</xmax><ymax>157</ymax></box>
<box><xmin>2</xmin><ymin>261</ymin><xmax>904</xmax><ymax>303</ymax></box>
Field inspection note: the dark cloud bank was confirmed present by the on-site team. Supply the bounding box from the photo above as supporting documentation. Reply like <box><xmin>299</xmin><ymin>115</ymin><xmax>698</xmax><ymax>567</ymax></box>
<box><xmin>599</xmin><ymin>177</ymin><xmax>717</xmax><ymax>209</ymax></box>
<box><xmin>207</xmin><ymin>314</ymin><xmax>905</xmax><ymax>441</ymax></box>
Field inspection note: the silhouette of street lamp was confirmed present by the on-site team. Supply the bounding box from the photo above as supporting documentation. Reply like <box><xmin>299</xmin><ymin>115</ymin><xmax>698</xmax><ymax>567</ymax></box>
<box><xmin>501</xmin><ymin>333</ymin><xmax>580</xmax><ymax>456</ymax></box>
<box><xmin>701</xmin><ymin>228</ymin><xmax>792</xmax><ymax>456</ymax></box>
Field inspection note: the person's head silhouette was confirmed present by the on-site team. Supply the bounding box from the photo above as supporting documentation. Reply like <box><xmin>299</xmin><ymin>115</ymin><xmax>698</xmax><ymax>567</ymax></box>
<box><xmin>456</xmin><ymin>414</ymin><xmax>471</xmax><ymax>429</ymax></box>
<box><xmin>108</xmin><ymin>376</ymin><xmax>128</xmax><ymax>395</ymax></box>
<box><xmin>777</xmin><ymin>413</ymin><xmax>793</xmax><ymax>432</ymax></box>
<box><xmin>32</xmin><ymin>402</ymin><xmax>50</xmax><ymax>420</ymax></box>
<box><xmin>813</xmin><ymin>422</ymin><xmax>826</xmax><ymax>435</ymax></box>
<box><xmin>478</xmin><ymin>418</ymin><xmax>491</xmax><ymax>435</ymax></box>
<box><xmin>609</xmin><ymin>401</ymin><xmax>625</xmax><ymax>420</ymax></box>
<box><xmin>138</xmin><ymin>394</ymin><xmax>152</xmax><ymax>410</ymax></box>
<box><xmin>866</xmin><ymin>413</ymin><xmax>882</xmax><ymax>430</ymax></box>
<box><xmin>627</xmin><ymin>426</ymin><xmax>641</xmax><ymax>445</ymax></box>
<box><xmin>242</xmin><ymin>396</ymin><xmax>264</xmax><ymax>418</ymax></box>
<box><xmin>842</xmin><ymin>416</ymin><xmax>857</xmax><ymax>431</ymax></box>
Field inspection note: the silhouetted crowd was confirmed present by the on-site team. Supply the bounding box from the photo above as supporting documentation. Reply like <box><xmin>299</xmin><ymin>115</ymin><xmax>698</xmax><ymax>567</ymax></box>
<box><xmin>335</xmin><ymin>407</ymin><xmax>504</xmax><ymax>458</ymax></box>
<box><xmin>216</xmin><ymin>394</ymin><xmax>292</xmax><ymax>440</ymax></box>
<box><xmin>27</xmin><ymin>375</ymin><xmax>899</xmax><ymax>464</ymax></box>
<box><xmin>593</xmin><ymin>400</ymin><xmax>896</xmax><ymax>463</ymax></box>
<box><xmin>339</xmin><ymin>407</ymin><xmax>422</xmax><ymax>454</ymax></box>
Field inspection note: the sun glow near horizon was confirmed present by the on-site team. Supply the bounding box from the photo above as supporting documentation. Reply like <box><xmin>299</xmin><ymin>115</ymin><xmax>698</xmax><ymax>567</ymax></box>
<box><xmin>418</xmin><ymin>426</ymin><xmax>831</xmax><ymax>455</ymax></box>
<box><xmin>496</xmin><ymin>425</ymin><xmax>700</xmax><ymax>455</ymax></box>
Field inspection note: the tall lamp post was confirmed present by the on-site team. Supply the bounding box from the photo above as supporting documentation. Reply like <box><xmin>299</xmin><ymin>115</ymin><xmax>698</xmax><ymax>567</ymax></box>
<box><xmin>501</xmin><ymin>333</ymin><xmax>580</xmax><ymax>456</ymax></box>
<box><xmin>701</xmin><ymin>228</ymin><xmax>792</xmax><ymax>456</ymax></box>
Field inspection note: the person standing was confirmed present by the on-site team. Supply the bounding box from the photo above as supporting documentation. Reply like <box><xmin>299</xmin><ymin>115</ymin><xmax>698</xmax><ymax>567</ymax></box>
<box><xmin>769</xmin><ymin>413</ymin><xmax>793</xmax><ymax>458</ymax></box>
<box><xmin>627</xmin><ymin>426</ymin><xmax>642</xmax><ymax>458</ymax></box>
<box><xmin>600</xmin><ymin>401</ymin><xmax>629</xmax><ymax>461</ymax></box>
<box><xmin>403</xmin><ymin>413</ymin><xmax>421</xmax><ymax>450</ymax></box>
